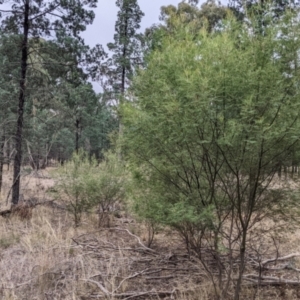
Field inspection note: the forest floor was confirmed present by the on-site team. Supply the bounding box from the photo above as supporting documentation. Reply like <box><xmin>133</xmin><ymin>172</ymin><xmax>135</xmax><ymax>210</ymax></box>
<box><xmin>1</xmin><ymin>168</ymin><xmax>300</xmax><ymax>299</ymax></box>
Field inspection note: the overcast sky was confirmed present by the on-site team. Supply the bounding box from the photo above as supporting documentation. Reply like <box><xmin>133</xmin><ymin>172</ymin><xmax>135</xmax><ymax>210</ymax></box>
<box><xmin>81</xmin><ymin>0</ymin><xmax>184</xmax><ymax>91</ymax></box>
<box><xmin>82</xmin><ymin>0</ymin><xmax>183</xmax><ymax>49</ymax></box>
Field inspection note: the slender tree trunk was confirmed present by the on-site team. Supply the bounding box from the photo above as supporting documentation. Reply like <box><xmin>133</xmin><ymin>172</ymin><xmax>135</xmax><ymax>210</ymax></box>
<box><xmin>284</xmin><ymin>165</ymin><xmax>287</xmax><ymax>179</ymax></box>
<box><xmin>12</xmin><ymin>0</ymin><xmax>29</xmax><ymax>205</ymax></box>
<box><xmin>119</xmin><ymin>10</ymin><xmax>128</xmax><ymax>134</ymax></box>
<box><xmin>117</xmin><ymin>12</ymin><xmax>128</xmax><ymax>161</ymax></box>
<box><xmin>120</xmin><ymin>8</ymin><xmax>128</xmax><ymax>99</ymax></box>
<box><xmin>0</xmin><ymin>127</ymin><xmax>5</xmax><ymax>195</ymax></box>
<box><xmin>37</xmin><ymin>150</ymin><xmax>40</xmax><ymax>170</ymax></box>
<box><xmin>234</xmin><ymin>169</ymin><xmax>256</xmax><ymax>300</ymax></box>
<box><xmin>118</xmin><ymin>63</ymin><xmax>125</xmax><ymax>141</ymax></box>
<box><xmin>277</xmin><ymin>162</ymin><xmax>282</xmax><ymax>179</ymax></box>
<box><xmin>75</xmin><ymin>119</ymin><xmax>80</xmax><ymax>154</ymax></box>
<box><xmin>6</xmin><ymin>139</ymin><xmax>10</xmax><ymax>171</ymax></box>
<box><xmin>234</xmin><ymin>230</ymin><xmax>247</xmax><ymax>300</ymax></box>
<box><xmin>45</xmin><ymin>143</ymin><xmax>49</xmax><ymax>168</ymax></box>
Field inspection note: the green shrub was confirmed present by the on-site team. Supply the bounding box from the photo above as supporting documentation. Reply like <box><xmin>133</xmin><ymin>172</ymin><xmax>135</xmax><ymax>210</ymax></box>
<box><xmin>54</xmin><ymin>150</ymin><xmax>125</xmax><ymax>227</ymax></box>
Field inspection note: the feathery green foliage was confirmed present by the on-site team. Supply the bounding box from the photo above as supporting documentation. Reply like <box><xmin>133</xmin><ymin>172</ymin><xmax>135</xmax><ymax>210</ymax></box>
<box><xmin>54</xmin><ymin>150</ymin><xmax>125</xmax><ymax>227</ymax></box>
<box><xmin>122</xmin><ymin>14</ymin><xmax>300</xmax><ymax>298</ymax></box>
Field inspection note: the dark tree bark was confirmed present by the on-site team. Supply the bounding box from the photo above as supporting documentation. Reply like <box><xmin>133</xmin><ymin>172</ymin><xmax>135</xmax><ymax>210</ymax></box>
<box><xmin>12</xmin><ymin>0</ymin><xmax>29</xmax><ymax>205</ymax></box>
<box><xmin>118</xmin><ymin>14</ymin><xmax>128</xmax><ymax>144</ymax></box>
<box><xmin>120</xmin><ymin>15</ymin><xmax>127</xmax><ymax>97</ymax></box>
<box><xmin>75</xmin><ymin>118</ymin><xmax>80</xmax><ymax>154</ymax></box>
<box><xmin>0</xmin><ymin>126</ymin><xmax>5</xmax><ymax>194</ymax></box>
<box><xmin>6</xmin><ymin>138</ymin><xmax>10</xmax><ymax>171</ymax></box>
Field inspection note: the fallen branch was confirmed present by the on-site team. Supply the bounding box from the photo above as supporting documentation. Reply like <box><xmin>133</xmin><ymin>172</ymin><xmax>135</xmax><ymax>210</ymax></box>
<box><xmin>86</xmin><ymin>277</ymin><xmax>178</xmax><ymax>298</ymax></box>
<box><xmin>259</xmin><ymin>263</ymin><xmax>300</xmax><ymax>272</ymax></box>
<box><xmin>261</xmin><ymin>253</ymin><xmax>300</xmax><ymax>266</ymax></box>
<box><xmin>89</xmin><ymin>289</ymin><xmax>178</xmax><ymax>299</ymax></box>
<box><xmin>111</xmin><ymin>228</ymin><xmax>157</xmax><ymax>254</ymax></box>
<box><xmin>243</xmin><ymin>274</ymin><xmax>300</xmax><ymax>286</ymax></box>
<box><xmin>122</xmin><ymin>289</ymin><xmax>177</xmax><ymax>300</ymax></box>
<box><xmin>0</xmin><ymin>199</ymin><xmax>59</xmax><ymax>218</ymax></box>
<box><xmin>0</xmin><ymin>208</ymin><xmax>11</xmax><ymax>217</ymax></box>
<box><xmin>145</xmin><ymin>275</ymin><xmax>175</xmax><ymax>280</ymax></box>
<box><xmin>85</xmin><ymin>279</ymin><xmax>110</xmax><ymax>296</ymax></box>
<box><xmin>112</xmin><ymin>269</ymin><xmax>150</xmax><ymax>293</ymax></box>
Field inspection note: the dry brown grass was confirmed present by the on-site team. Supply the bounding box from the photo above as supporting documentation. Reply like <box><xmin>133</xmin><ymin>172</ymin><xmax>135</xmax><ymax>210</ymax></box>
<box><xmin>0</xmin><ymin>167</ymin><xmax>55</xmax><ymax>208</ymax></box>
<box><xmin>0</xmin><ymin>168</ymin><xmax>300</xmax><ymax>299</ymax></box>
<box><xmin>0</xmin><ymin>168</ymin><xmax>208</xmax><ymax>300</ymax></box>
<box><xmin>0</xmin><ymin>206</ymin><xmax>211</xmax><ymax>300</ymax></box>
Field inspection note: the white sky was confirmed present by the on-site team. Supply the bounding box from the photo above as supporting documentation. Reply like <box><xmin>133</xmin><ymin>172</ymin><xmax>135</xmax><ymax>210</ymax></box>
<box><xmin>82</xmin><ymin>1</ymin><xmax>184</xmax><ymax>49</ymax></box>
<box><xmin>81</xmin><ymin>0</ymin><xmax>185</xmax><ymax>92</ymax></box>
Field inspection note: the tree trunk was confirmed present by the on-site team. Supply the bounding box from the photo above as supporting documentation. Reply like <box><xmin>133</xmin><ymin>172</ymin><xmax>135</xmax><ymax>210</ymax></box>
<box><xmin>277</xmin><ymin>162</ymin><xmax>282</xmax><ymax>179</ymax></box>
<box><xmin>234</xmin><ymin>231</ymin><xmax>247</xmax><ymax>300</ymax></box>
<box><xmin>120</xmin><ymin>6</ymin><xmax>128</xmax><ymax>100</ymax></box>
<box><xmin>75</xmin><ymin>119</ymin><xmax>80</xmax><ymax>154</ymax></box>
<box><xmin>0</xmin><ymin>127</ymin><xmax>5</xmax><ymax>195</ymax></box>
<box><xmin>12</xmin><ymin>0</ymin><xmax>29</xmax><ymax>205</ymax></box>
<box><xmin>118</xmin><ymin>25</ymin><xmax>127</xmax><ymax>138</ymax></box>
<box><xmin>6</xmin><ymin>138</ymin><xmax>11</xmax><ymax>171</ymax></box>
<box><xmin>117</xmin><ymin>12</ymin><xmax>128</xmax><ymax>161</ymax></box>
<box><xmin>284</xmin><ymin>165</ymin><xmax>287</xmax><ymax>179</ymax></box>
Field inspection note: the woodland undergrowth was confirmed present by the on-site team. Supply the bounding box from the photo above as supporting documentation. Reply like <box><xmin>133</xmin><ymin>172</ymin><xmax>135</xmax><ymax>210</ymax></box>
<box><xmin>0</xmin><ymin>168</ymin><xmax>300</xmax><ymax>299</ymax></box>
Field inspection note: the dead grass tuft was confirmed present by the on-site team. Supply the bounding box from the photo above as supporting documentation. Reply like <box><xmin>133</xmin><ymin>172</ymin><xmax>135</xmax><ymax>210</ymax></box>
<box><xmin>11</xmin><ymin>203</ymin><xmax>33</xmax><ymax>220</ymax></box>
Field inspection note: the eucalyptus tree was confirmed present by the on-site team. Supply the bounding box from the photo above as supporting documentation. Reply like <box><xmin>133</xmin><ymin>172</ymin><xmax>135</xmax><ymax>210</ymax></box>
<box><xmin>138</xmin><ymin>1</ymin><xmax>227</xmax><ymax>63</ymax></box>
<box><xmin>0</xmin><ymin>0</ymin><xmax>100</xmax><ymax>205</ymax></box>
<box><xmin>228</xmin><ymin>0</ymin><xmax>300</xmax><ymax>24</ymax></box>
<box><xmin>159</xmin><ymin>1</ymin><xmax>227</xmax><ymax>33</ymax></box>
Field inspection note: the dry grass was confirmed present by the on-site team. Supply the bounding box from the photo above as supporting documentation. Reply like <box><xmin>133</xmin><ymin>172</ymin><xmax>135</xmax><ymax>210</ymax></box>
<box><xmin>0</xmin><ymin>205</ymin><xmax>78</xmax><ymax>298</ymax></box>
<box><xmin>0</xmin><ymin>206</ymin><xmax>209</xmax><ymax>300</ymax></box>
<box><xmin>0</xmin><ymin>168</ymin><xmax>208</xmax><ymax>300</ymax></box>
<box><xmin>0</xmin><ymin>167</ymin><xmax>55</xmax><ymax>208</ymax></box>
<box><xmin>0</xmin><ymin>168</ymin><xmax>300</xmax><ymax>299</ymax></box>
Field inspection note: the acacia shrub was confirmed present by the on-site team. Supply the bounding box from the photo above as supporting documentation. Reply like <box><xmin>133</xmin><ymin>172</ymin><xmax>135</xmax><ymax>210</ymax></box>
<box><xmin>122</xmin><ymin>16</ymin><xmax>300</xmax><ymax>299</ymax></box>
<box><xmin>54</xmin><ymin>150</ymin><xmax>125</xmax><ymax>227</ymax></box>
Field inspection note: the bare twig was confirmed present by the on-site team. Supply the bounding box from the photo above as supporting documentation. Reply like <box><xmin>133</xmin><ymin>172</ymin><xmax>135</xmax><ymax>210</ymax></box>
<box><xmin>111</xmin><ymin>227</ymin><xmax>158</xmax><ymax>254</ymax></box>
<box><xmin>85</xmin><ymin>279</ymin><xmax>111</xmax><ymax>296</ymax></box>
<box><xmin>113</xmin><ymin>269</ymin><xmax>150</xmax><ymax>293</ymax></box>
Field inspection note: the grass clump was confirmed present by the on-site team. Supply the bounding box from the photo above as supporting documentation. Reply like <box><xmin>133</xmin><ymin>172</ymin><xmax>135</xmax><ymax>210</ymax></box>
<box><xmin>0</xmin><ymin>235</ymin><xmax>19</xmax><ymax>249</ymax></box>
